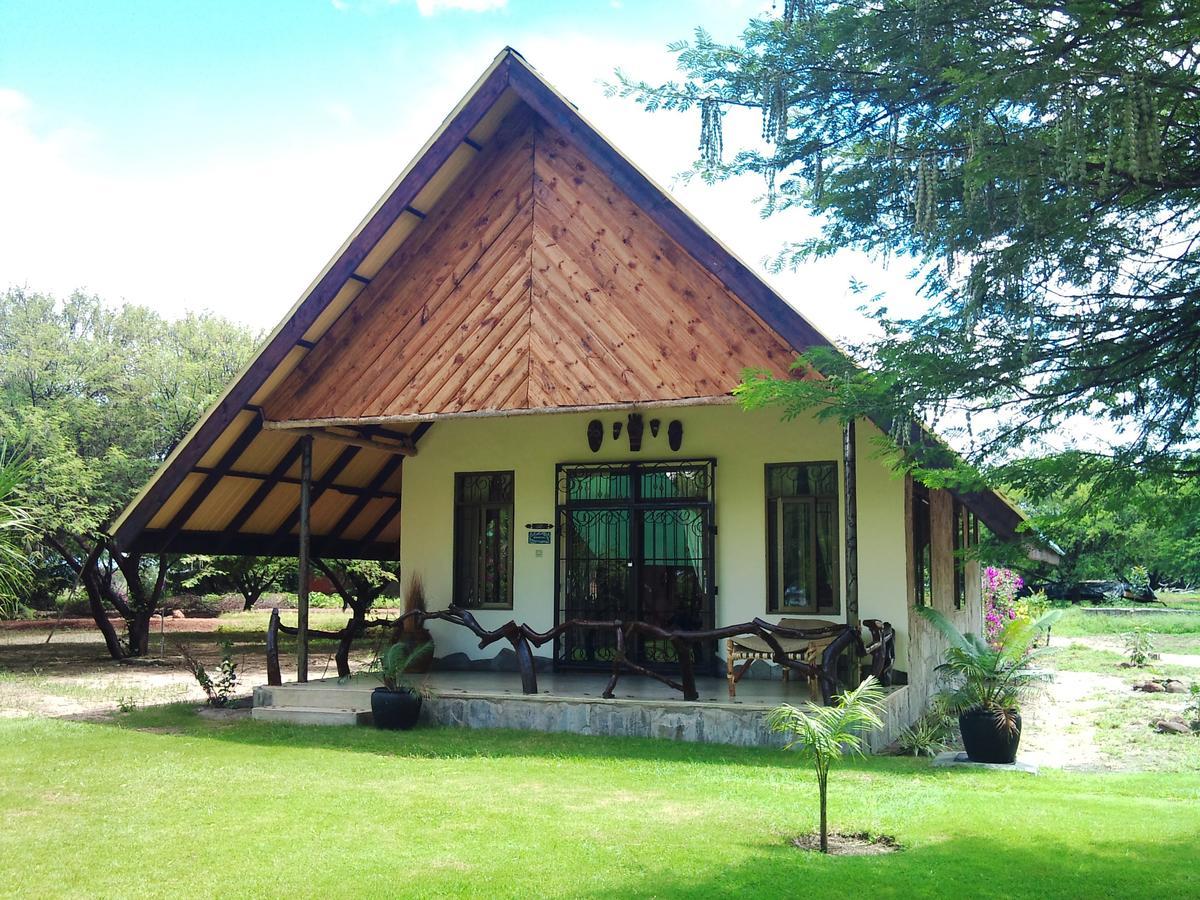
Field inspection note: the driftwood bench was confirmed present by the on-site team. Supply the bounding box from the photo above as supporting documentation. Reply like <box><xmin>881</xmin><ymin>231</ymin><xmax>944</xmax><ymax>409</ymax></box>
<box><xmin>267</xmin><ymin>608</ymin><xmax>896</xmax><ymax>707</ymax></box>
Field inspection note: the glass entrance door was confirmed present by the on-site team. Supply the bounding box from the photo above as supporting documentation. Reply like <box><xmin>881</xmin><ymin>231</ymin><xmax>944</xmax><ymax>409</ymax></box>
<box><xmin>555</xmin><ymin>461</ymin><xmax>715</xmax><ymax>671</ymax></box>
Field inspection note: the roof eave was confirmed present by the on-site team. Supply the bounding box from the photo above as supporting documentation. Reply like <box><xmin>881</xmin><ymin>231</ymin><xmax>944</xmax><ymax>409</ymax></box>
<box><xmin>109</xmin><ymin>49</ymin><xmax>516</xmax><ymax>547</ymax></box>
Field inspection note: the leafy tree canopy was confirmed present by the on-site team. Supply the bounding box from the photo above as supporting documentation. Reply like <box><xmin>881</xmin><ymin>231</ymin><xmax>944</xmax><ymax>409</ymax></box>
<box><xmin>617</xmin><ymin>0</ymin><xmax>1200</xmax><ymax>484</ymax></box>
<box><xmin>998</xmin><ymin>451</ymin><xmax>1200</xmax><ymax>586</ymax></box>
<box><xmin>0</xmin><ymin>287</ymin><xmax>259</xmax><ymax>638</ymax></box>
<box><xmin>0</xmin><ymin>288</ymin><xmax>258</xmax><ymax>537</ymax></box>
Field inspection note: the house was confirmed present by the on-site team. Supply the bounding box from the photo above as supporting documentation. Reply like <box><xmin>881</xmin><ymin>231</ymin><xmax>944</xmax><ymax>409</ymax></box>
<box><xmin>110</xmin><ymin>48</ymin><xmax>1047</xmax><ymax>746</ymax></box>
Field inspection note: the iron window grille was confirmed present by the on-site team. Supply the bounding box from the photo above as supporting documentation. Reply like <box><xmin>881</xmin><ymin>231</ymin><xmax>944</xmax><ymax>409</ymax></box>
<box><xmin>453</xmin><ymin>471</ymin><xmax>515</xmax><ymax>609</ymax></box>
<box><xmin>765</xmin><ymin>462</ymin><xmax>840</xmax><ymax>615</ymax></box>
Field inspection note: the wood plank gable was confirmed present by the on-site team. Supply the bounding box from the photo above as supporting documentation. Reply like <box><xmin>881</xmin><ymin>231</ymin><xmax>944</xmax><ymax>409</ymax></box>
<box><xmin>261</xmin><ymin>105</ymin><xmax>797</xmax><ymax>424</ymax></box>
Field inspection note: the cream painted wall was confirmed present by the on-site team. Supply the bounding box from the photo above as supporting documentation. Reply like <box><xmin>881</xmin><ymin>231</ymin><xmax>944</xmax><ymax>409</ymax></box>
<box><xmin>399</xmin><ymin>404</ymin><xmax>912</xmax><ymax>669</ymax></box>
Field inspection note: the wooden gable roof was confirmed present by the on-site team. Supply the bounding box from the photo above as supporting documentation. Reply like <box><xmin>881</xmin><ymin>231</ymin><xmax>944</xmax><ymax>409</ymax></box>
<box><xmin>109</xmin><ymin>48</ymin><xmax>1036</xmax><ymax>558</ymax></box>
<box><xmin>260</xmin><ymin>106</ymin><xmax>796</xmax><ymax>425</ymax></box>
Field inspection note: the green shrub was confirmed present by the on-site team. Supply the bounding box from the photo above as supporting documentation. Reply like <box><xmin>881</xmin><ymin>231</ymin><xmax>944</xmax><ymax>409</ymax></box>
<box><xmin>1123</xmin><ymin>626</ymin><xmax>1155</xmax><ymax>667</ymax></box>
<box><xmin>177</xmin><ymin>640</ymin><xmax>239</xmax><ymax>707</ymax></box>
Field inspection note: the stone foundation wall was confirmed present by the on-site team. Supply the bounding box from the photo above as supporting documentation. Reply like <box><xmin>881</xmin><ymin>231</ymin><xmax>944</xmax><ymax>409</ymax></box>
<box><xmin>421</xmin><ymin>694</ymin><xmax>791</xmax><ymax>747</ymax></box>
<box><xmin>421</xmin><ymin>685</ymin><xmax>911</xmax><ymax>752</ymax></box>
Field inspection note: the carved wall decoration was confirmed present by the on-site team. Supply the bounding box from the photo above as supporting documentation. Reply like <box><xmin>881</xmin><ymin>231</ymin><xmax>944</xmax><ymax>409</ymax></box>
<box><xmin>667</xmin><ymin>419</ymin><xmax>683</xmax><ymax>451</ymax></box>
<box><xmin>612</xmin><ymin>421</ymin><xmax>623</xmax><ymax>440</ymax></box>
<box><xmin>649</xmin><ymin>418</ymin><xmax>661</xmax><ymax>437</ymax></box>
<box><xmin>627</xmin><ymin>413</ymin><xmax>644</xmax><ymax>452</ymax></box>
<box><xmin>586</xmin><ymin>419</ymin><xmax>603</xmax><ymax>453</ymax></box>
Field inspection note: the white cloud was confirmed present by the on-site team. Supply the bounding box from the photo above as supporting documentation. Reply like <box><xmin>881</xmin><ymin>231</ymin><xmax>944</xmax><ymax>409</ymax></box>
<box><xmin>0</xmin><ymin>86</ymin><xmax>442</xmax><ymax>328</ymax></box>
<box><xmin>412</xmin><ymin>0</ymin><xmax>506</xmax><ymax>15</ymax></box>
<box><xmin>0</xmin><ymin>36</ymin><xmax>918</xmax><ymax>348</ymax></box>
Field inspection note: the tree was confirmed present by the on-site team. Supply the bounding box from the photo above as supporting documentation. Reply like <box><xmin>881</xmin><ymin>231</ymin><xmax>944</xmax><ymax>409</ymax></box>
<box><xmin>0</xmin><ymin>446</ymin><xmax>35</xmax><ymax>619</ymax></box>
<box><xmin>0</xmin><ymin>287</ymin><xmax>258</xmax><ymax>656</ymax></box>
<box><xmin>617</xmin><ymin>2</ymin><xmax>1200</xmax><ymax>482</ymax></box>
<box><xmin>766</xmin><ymin>676</ymin><xmax>886</xmax><ymax>853</ymax></box>
<box><xmin>313</xmin><ymin>558</ymin><xmax>401</xmax><ymax>677</ymax></box>
<box><xmin>996</xmin><ymin>452</ymin><xmax>1200</xmax><ymax>586</ymax></box>
<box><xmin>181</xmin><ymin>555</ymin><xmax>293</xmax><ymax>611</ymax></box>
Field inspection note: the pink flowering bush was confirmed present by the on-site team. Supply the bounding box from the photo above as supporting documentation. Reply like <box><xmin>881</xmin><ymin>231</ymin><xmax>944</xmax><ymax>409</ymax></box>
<box><xmin>983</xmin><ymin>566</ymin><xmax>1024</xmax><ymax>646</ymax></box>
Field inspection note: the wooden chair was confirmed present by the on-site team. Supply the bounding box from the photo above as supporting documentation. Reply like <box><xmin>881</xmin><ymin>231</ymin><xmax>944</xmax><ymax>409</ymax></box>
<box><xmin>725</xmin><ymin>617</ymin><xmax>839</xmax><ymax>698</ymax></box>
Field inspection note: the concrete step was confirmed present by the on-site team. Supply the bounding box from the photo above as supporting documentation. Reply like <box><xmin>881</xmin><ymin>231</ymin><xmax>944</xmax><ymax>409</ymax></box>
<box><xmin>251</xmin><ymin>705</ymin><xmax>373</xmax><ymax>727</ymax></box>
<box><xmin>253</xmin><ymin>683</ymin><xmax>376</xmax><ymax>711</ymax></box>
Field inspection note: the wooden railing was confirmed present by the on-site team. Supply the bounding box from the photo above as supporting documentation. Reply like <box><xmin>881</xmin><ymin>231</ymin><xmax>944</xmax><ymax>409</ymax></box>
<box><xmin>266</xmin><ymin>607</ymin><xmax>896</xmax><ymax>706</ymax></box>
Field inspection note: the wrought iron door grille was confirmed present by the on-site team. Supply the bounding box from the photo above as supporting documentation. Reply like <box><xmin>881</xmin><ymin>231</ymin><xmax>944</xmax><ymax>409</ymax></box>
<box><xmin>555</xmin><ymin>460</ymin><xmax>716</xmax><ymax>671</ymax></box>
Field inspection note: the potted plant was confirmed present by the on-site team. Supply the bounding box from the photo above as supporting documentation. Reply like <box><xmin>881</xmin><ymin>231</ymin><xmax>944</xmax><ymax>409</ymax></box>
<box><xmin>917</xmin><ymin>606</ymin><xmax>1060</xmax><ymax>763</ymax></box>
<box><xmin>391</xmin><ymin>574</ymin><xmax>434</xmax><ymax>674</ymax></box>
<box><xmin>370</xmin><ymin>641</ymin><xmax>431</xmax><ymax>730</ymax></box>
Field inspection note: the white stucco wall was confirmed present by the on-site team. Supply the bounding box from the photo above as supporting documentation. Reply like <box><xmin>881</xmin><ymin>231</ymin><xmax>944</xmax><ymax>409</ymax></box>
<box><xmin>398</xmin><ymin>403</ymin><xmax>912</xmax><ymax>669</ymax></box>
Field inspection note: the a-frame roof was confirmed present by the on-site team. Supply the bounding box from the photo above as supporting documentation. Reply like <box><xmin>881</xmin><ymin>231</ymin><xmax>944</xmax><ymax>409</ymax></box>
<box><xmin>110</xmin><ymin>48</ymin><xmax>1033</xmax><ymax>558</ymax></box>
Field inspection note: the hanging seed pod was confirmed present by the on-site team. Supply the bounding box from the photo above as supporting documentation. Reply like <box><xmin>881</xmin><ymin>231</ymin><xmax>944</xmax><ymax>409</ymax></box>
<box><xmin>761</xmin><ymin>79</ymin><xmax>787</xmax><ymax>144</ymax></box>
<box><xmin>914</xmin><ymin>156</ymin><xmax>927</xmax><ymax>232</ymax></box>
<box><xmin>1101</xmin><ymin>95</ymin><xmax>1119</xmax><ymax>193</ymax></box>
<box><xmin>1137</xmin><ymin>78</ymin><xmax>1161</xmax><ymax>177</ymax></box>
<box><xmin>1124</xmin><ymin>91</ymin><xmax>1140</xmax><ymax>182</ymax></box>
<box><xmin>699</xmin><ymin>97</ymin><xmax>723</xmax><ymax>166</ymax></box>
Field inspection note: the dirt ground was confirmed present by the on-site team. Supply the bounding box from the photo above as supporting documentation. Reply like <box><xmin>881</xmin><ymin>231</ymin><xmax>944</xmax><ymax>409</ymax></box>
<box><xmin>0</xmin><ymin>619</ymin><xmax>378</xmax><ymax>719</ymax></box>
<box><xmin>1017</xmin><ymin>634</ymin><xmax>1199</xmax><ymax>772</ymax></box>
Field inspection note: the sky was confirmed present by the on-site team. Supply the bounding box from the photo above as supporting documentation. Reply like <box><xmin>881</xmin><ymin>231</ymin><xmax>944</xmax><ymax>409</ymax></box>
<box><xmin>0</xmin><ymin>0</ymin><xmax>920</xmax><ymax>343</ymax></box>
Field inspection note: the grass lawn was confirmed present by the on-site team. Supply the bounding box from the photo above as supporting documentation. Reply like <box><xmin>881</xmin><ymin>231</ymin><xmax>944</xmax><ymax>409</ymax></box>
<box><xmin>1</xmin><ymin>709</ymin><xmax>1198</xmax><ymax>899</ymax></box>
<box><xmin>1052</xmin><ymin>605</ymin><xmax>1200</xmax><ymax>639</ymax></box>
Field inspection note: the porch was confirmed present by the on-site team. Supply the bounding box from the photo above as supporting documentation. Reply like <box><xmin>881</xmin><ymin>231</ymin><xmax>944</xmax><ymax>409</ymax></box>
<box><xmin>252</xmin><ymin>670</ymin><xmax>911</xmax><ymax>751</ymax></box>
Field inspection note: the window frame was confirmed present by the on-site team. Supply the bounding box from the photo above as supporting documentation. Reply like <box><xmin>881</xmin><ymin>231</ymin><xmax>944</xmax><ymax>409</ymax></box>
<box><xmin>452</xmin><ymin>470</ymin><xmax>515</xmax><ymax>610</ymax></box>
<box><xmin>952</xmin><ymin>502</ymin><xmax>979</xmax><ymax>610</ymax></box>
<box><xmin>764</xmin><ymin>462</ymin><xmax>841</xmax><ymax>616</ymax></box>
<box><xmin>912</xmin><ymin>481</ymin><xmax>933</xmax><ymax>607</ymax></box>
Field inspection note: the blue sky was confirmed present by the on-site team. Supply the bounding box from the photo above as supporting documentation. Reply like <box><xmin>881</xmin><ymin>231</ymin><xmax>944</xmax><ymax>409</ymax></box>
<box><xmin>0</xmin><ymin>0</ymin><xmax>914</xmax><ymax>338</ymax></box>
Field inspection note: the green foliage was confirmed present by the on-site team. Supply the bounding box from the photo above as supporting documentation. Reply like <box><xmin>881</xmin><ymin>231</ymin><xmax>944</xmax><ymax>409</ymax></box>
<box><xmin>375</xmin><ymin>641</ymin><xmax>432</xmax><ymax>695</ymax></box>
<box><xmin>1185</xmin><ymin>685</ymin><xmax>1200</xmax><ymax>727</ymax></box>
<box><xmin>918</xmin><ymin>605</ymin><xmax>1060</xmax><ymax>730</ymax></box>
<box><xmin>1127</xmin><ymin>566</ymin><xmax>1152</xmax><ymax>597</ymax></box>
<box><xmin>0</xmin><ymin>289</ymin><xmax>257</xmax><ymax>536</ymax></box>
<box><xmin>1123</xmin><ymin>626</ymin><xmax>1156</xmax><ymax>668</ymax></box>
<box><xmin>314</xmin><ymin>558</ymin><xmax>400</xmax><ymax>619</ymax></box>
<box><xmin>0</xmin><ymin>288</ymin><xmax>258</xmax><ymax>644</ymax></box>
<box><xmin>767</xmin><ymin>676</ymin><xmax>885</xmax><ymax>852</ymax></box>
<box><xmin>996</xmin><ymin>453</ymin><xmax>1200</xmax><ymax>586</ymax></box>
<box><xmin>0</xmin><ymin>446</ymin><xmax>35</xmax><ymax>618</ymax></box>
<box><xmin>176</xmin><ymin>639</ymin><xmax>240</xmax><ymax>707</ymax></box>
<box><xmin>181</xmin><ymin>555</ymin><xmax>292</xmax><ymax>610</ymax></box>
<box><xmin>897</xmin><ymin>694</ymin><xmax>955</xmax><ymax>757</ymax></box>
<box><xmin>619</xmin><ymin>3</ymin><xmax>1200</xmax><ymax>479</ymax></box>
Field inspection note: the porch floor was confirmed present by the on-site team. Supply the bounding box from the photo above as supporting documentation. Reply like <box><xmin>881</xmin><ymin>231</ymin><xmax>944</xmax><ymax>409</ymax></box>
<box><xmin>300</xmin><ymin>669</ymin><xmax>822</xmax><ymax>705</ymax></box>
<box><xmin>252</xmin><ymin>669</ymin><xmax>909</xmax><ymax>749</ymax></box>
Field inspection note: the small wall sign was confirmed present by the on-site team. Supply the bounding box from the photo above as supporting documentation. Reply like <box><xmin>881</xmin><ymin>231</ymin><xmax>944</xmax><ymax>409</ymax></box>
<box><xmin>528</xmin><ymin>531</ymin><xmax>551</xmax><ymax>545</ymax></box>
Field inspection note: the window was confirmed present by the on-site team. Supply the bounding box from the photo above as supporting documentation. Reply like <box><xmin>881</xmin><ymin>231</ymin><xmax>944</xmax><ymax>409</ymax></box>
<box><xmin>453</xmin><ymin>472</ymin><xmax>514</xmax><ymax>609</ymax></box>
<box><xmin>953</xmin><ymin>502</ymin><xmax>979</xmax><ymax>610</ymax></box>
<box><xmin>766</xmin><ymin>463</ymin><xmax>840</xmax><ymax>614</ymax></box>
<box><xmin>912</xmin><ymin>482</ymin><xmax>933</xmax><ymax>606</ymax></box>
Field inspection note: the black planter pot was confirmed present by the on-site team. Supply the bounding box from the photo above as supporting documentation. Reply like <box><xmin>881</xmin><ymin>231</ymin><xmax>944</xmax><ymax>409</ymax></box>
<box><xmin>959</xmin><ymin>708</ymin><xmax>1022</xmax><ymax>764</ymax></box>
<box><xmin>371</xmin><ymin>687</ymin><xmax>422</xmax><ymax>730</ymax></box>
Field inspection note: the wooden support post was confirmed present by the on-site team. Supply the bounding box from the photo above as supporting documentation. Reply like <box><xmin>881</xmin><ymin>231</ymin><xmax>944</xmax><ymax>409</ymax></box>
<box><xmin>266</xmin><ymin>608</ymin><xmax>282</xmax><ymax>686</ymax></box>
<box><xmin>843</xmin><ymin>419</ymin><xmax>860</xmax><ymax>631</ymax></box>
<box><xmin>297</xmin><ymin>435</ymin><xmax>313</xmax><ymax>683</ymax></box>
